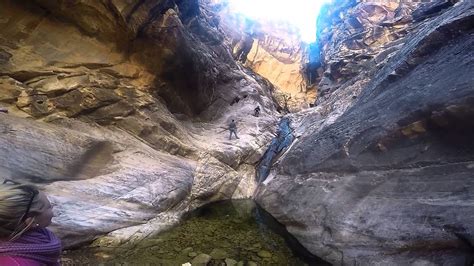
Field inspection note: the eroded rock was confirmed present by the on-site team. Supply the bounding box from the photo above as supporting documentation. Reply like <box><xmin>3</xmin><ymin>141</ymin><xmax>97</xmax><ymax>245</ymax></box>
<box><xmin>256</xmin><ymin>2</ymin><xmax>474</xmax><ymax>265</ymax></box>
<box><xmin>0</xmin><ymin>0</ymin><xmax>279</xmax><ymax>249</ymax></box>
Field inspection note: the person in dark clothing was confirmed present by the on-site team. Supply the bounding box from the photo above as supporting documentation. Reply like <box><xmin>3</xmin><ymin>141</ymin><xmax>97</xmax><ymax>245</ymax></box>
<box><xmin>228</xmin><ymin>119</ymin><xmax>239</xmax><ymax>140</ymax></box>
<box><xmin>254</xmin><ymin>106</ymin><xmax>260</xmax><ymax>117</ymax></box>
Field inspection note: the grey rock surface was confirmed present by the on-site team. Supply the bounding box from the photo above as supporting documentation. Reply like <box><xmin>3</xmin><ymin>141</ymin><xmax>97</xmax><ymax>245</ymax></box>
<box><xmin>0</xmin><ymin>0</ymin><xmax>280</xmax><ymax>248</ymax></box>
<box><xmin>257</xmin><ymin>2</ymin><xmax>474</xmax><ymax>265</ymax></box>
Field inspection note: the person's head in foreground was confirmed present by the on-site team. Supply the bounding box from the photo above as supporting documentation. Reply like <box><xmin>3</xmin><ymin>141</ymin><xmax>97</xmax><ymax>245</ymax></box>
<box><xmin>0</xmin><ymin>180</ymin><xmax>61</xmax><ymax>265</ymax></box>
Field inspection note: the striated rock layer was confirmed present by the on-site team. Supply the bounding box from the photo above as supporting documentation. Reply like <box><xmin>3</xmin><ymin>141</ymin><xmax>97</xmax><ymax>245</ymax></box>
<box><xmin>0</xmin><ymin>0</ymin><xmax>281</xmax><ymax>248</ymax></box>
<box><xmin>315</xmin><ymin>0</ymin><xmax>429</xmax><ymax>101</ymax></box>
<box><xmin>213</xmin><ymin>2</ymin><xmax>315</xmax><ymax>112</ymax></box>
<box><xmin>2</xmin><ymin>0</ymin><xmax>474</xmax><ymax>264</ymax></box>
<box><xmin>256</xmin><ymin>1</ymin><xmax>474</xmax><ymax>265</ymax></box>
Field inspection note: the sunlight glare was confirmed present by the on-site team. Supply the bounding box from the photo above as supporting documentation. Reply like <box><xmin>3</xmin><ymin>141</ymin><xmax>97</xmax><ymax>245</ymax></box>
<box><xmin>227</xmin><ymin>0</ymin><xmax>333</xmax><ymax>43</ymax></box>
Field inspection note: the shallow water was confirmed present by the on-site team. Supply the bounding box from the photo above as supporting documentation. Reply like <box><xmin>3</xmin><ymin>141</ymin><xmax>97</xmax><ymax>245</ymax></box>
<box><xmin>62</xmin><ymin>200</ymin><xmax>327</xmax><ymax>265</ymax></box>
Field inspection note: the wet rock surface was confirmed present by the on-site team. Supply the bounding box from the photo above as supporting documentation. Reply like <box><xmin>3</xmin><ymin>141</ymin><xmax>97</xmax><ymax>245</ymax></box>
<box><xmin>256</xmin><ymin>117</ymin><xmax>294</xmax><ymax>183</ymax></box>
<box><xmin>256</xmin><ymin>2</ymin><xmax>474</xmax><ymax>265</ymax></box>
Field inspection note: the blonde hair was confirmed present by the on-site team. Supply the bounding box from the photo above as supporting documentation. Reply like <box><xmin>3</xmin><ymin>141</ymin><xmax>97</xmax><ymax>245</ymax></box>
<box><xmin>0</xmin><ymin>183</ymin><xmax>41</xmax><ymax>241</ymax></box>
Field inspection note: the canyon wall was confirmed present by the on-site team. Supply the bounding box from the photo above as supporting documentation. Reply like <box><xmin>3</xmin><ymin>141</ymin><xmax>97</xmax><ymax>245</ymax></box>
<box><xmin>0</xmin><ymin>0</ymin><xmax>280</xmax><ymax>247</ymax></box>
<box><xmin>2</xmin><ymin>0</ymin><xmax>473</xmax><ymax>265</ymax></box>
<box><xmin>256</xmin><ymin>1</ymin><xmax>474</xmax><ymax>265</ymax></box>
<box><xmin>214</xmin><ymin>3</ymin><xmax>315</xmax><ymax>112</ymax></box>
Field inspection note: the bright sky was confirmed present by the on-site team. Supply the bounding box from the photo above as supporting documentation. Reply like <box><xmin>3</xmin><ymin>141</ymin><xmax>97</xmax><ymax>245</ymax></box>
<box><xmin>227</xmin><ymin>0</ymin><xmax>333</xmax><ymax>43</ymax></box>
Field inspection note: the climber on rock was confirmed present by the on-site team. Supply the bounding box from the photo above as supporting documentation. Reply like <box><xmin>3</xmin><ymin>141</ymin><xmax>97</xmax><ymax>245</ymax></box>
<box><xmin>254</xmin><ymin>106</ymin><xmax>261</xmax><ymax>117</ymax></box>
<box><xmin>228</xmin><ymin>119</ymin><xmax>239</xmax><ymax>140</ymax></box>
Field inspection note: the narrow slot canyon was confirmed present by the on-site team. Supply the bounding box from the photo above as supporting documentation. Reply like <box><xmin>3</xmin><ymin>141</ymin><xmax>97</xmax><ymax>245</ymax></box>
<box><xmin>0</xmin><ymin>0</ymin><xmax>473</xmax><ymax>265</ymax></box>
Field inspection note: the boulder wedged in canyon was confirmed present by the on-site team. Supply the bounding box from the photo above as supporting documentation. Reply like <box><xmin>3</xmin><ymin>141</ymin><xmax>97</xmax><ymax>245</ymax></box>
<box><xmin>256</xmin><ymin>1</ymin><xmax>474</xmax><ymax>265</ymax></box>
<box><xmin>0</xmin><ymin>0</ymin><xmax>282</xmax><ymax>247</ymax></box>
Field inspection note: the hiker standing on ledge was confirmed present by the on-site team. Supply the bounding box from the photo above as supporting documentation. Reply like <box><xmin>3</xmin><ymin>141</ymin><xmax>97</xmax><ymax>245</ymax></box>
<box><xmin>229</xmin><ymin>119</ymin><xmax>239</xmax><ymax>140</ymax></box>
<box><xmin>254</xmin><ymin>106</ymin><xmax>260</xmax><ymax>117</ymax></box>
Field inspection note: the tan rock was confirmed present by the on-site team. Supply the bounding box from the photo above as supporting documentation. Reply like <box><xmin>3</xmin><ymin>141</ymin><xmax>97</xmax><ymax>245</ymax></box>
<box><xmin>51</xmin><ymin>87</ymin><xmax>121</xmax><ymax>117</ymax></box>
<box><xmin>0</xmin><ymin>76</ymin><xmax>24</xmax><ymax>103</ymax></box>
<box><xmin>257</xmin><ymin>250</ymin><xmax>272</xmax><ymax>258</ymax></box>
<box><xmin>401</xmin><ymin>120</ymin><xmax>426</xmax><ymax>137</ymax></box>
<box><xmin>100</xmin><ymin>63</ymin><xmax>142</xmax><ymax>79</ymax></box>
<box><xmin>26</xmin><ymin>74</ymin><xmax>89</xmax><ymax>95</ymax></box>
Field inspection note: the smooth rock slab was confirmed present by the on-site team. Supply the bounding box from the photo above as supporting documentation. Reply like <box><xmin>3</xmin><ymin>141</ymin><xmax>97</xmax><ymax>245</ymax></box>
<box><xmin>191</xmin><ymin>254</ymin><xmax>212</xmax><ymax>265</ymax></box>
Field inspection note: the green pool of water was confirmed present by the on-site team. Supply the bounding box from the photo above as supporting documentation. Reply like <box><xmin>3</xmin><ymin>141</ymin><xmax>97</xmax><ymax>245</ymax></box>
<box><xmin>63</xmin><ymin>200</ymin><xmax>327</xmax><ymax>265</ymax></box>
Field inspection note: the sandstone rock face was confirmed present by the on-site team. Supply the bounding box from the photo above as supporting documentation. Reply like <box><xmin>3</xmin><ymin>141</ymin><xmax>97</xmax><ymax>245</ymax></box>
<box><xmin>256</xmin><ymin>1</ymin><xmax>474</xmax><ymax>265</ymax></box>
<box><xmin>214</xmin><ymin>3</ymin><xmax>314</xmax><ymax>112</ymax></box>
<box><xmin>244</xmin><ymin>29</ymin><xmax>314</xmax><ymax>112</ymax></box>
<box><xmin>0</xmin><ymin>0</ymin><xmax>281</xmax><ymax>247</ymax></box>
<box><xmin>2</xmin><ymin>1</ymin><xmax>473</xmax><ymax>265</ymax></box>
